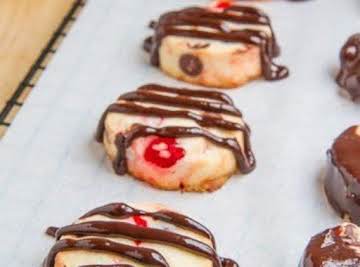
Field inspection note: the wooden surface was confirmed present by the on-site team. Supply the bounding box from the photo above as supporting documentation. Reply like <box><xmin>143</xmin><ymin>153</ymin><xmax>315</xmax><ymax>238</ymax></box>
<box><xmin>0</xmin><ymin>0</ymin><xmax>77</xmax><ymax>137</ymax></box>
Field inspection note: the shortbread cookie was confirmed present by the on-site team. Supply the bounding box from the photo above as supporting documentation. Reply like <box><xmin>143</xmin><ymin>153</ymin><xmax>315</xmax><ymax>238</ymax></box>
<box><xmin>299</xmin><ymin>223</ymin><xmax>360</xmax><ymax>267</ymax></box>
<box><xmin>337</xmin><ymin>33</ymin><xmax>360</xmax><ymax>101</ymax></box>
<box><xmin>96</xmin><ymin>84</ymin><xmax>255</xmax><ymax>192</ymax></box>
<box><xmin>324</xmin><ymin>125</ymin><xmax>360</xmax><ymax>224</ymax></box>
<box><xmin>43</xmin><ymin>202</ymin><xmax>239</xmax><ymax>267</ymax></box>
<box><xmin>144</xmin><ymin>4</ymin><xmax>288</xmax><ymax>88</ymax></box>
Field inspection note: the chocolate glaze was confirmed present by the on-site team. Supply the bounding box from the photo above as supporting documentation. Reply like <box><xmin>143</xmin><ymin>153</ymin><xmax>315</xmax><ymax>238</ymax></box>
<box><xmin>144</xmin><ymin>6</ymin><xmax>288</xmax><ymax>81</ymax></box>
<box><xmin>96</xmin><ymin>84</ymin><xmax>255</xmax><ymax>175</ymax></box>
<box><xmin>324</xmin><ymin>126</ymin><xmax>360</xmax><ymax>224</ymax></box>
<box><xmin>44</xmin><ymin>203</ymin><xmax>238</xmax><ymax>267</ymax></box>
<box><xmin>300</xmin><ymin>223</ymin><xmax>360</xmax><ymax>267</ymax></box>
<box><xmin>337</xmin><ymin>33</ymin><xmax>360</xmax><ymax>101</ymax></box>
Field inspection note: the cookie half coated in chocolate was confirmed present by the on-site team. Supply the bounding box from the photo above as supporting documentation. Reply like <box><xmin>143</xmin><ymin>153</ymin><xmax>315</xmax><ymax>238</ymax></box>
<box><xmin>300</xmin><ymin>223</ymin><xmax>360</xmax><ymax>267</ymax></box>
<box><xmin>324</xmin><ymin>126</ymin><xmax>360</xmax><ymax>224</ymax></box>
<box><xmin>337</xmin><ymin>34</ymin><xmax>360</xmax><ymax>101</ymax></box>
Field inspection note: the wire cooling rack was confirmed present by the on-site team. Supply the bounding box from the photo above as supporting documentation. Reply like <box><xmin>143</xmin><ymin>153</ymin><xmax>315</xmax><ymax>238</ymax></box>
<box><xmin>0</xmin><ymin>0</ymin><xmax>86</xmax><ymax>138</ymax></box>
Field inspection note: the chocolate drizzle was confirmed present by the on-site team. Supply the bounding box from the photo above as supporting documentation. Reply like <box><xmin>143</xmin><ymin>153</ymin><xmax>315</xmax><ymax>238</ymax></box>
<box><xmin>336</xmin><ymin>33</ymin><xmax>360</xmax><ymax>101</ymax></box>
<box><xmin>113</xmin><ymin>125</ymin><xmax>253</xmax><ymax>175</ymax></box>
<box><xmin>96</xmin><ymin>84</ymin><xmax>255</xmax><ymax>176</ymax></box>
<box><xmin>44</xmin><ymin>203</ymin><xmax>239</xmax><ymax>267</ymax></box>
<box><xmin>300</xmin><ymin>223</ymin><xmax>360</xmax><ymax>267</ymax></box>
<box><xmin>118</xmin><ymin>90</ymin><xmax>242</xmax><ymax>116</ymax></box>
<box><xmin>79</xmin><ymin>203</ymin><xmax>215</xmax><ymax>245</ymax></box>
<box><xmin>138</xmin><ymin>83</ymin><xmax>234</xmax><ymax>104</ymax></box>
<box><xmin>144</xmin><ymin>6</ymin><xmax>288</xmax><ymax>81</ymax></box>
<box><xmin>324</xmin><ymin>126</ymin><xmax>360</xmax><ymax>224</ymax></box>
<box><xmin>55</xmin><ymin>221</ymin><xmax>221</xmax><ymax>266</ymax></box>
<box><xmin>44</xmin><ymin>238</ymin><xmax>169</xmax><ymax>267</ymax></box>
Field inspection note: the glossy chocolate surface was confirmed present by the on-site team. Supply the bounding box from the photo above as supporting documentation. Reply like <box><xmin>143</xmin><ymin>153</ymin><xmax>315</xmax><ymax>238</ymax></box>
<box><xmin>44</xmin><ymin>203</ymin><xmax>239</xmax><ymax>267</ymax></box>
<box><xmin>324</xmin><ymin>126</ymin><xmax>360</xmax><ymax>224</ymax></box>
<box><xmin>337</xmin><ymin>34</ymin><xmax>360</xmax><ymax>101</ymax></box>
<box><xmin>300</xmin><ymin>223</ymin><xmax>360</xmax><ymax>267</ymax></box>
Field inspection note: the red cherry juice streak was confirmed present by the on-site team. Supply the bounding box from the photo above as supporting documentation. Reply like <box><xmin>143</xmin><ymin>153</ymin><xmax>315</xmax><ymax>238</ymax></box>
<box><xmin>133</xmin><ymin>215</ymin><xmax>148</xmax><ymax>228</ymax></box>
<box><xmin>144</xmin><ymin>137</ymin><xmax>185</xmax><ymax>168</ymax></box>
<box><xmin>132</xmin><ymin>215</ymin><xmax>148</xmax><ymax>246</ymax></box>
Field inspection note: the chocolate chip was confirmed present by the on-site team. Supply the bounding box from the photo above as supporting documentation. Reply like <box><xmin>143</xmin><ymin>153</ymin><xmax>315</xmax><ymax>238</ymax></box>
<box><xmin>179</xmin><ymin>54</ymin><xmax>203</xmax><ymax>76</ymax></box>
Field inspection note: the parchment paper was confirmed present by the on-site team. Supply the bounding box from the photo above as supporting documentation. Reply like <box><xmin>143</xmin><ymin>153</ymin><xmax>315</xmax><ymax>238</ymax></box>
<box><xmin>1</xmin><ymin>0</ymin><xmax>360</xmax><ymax>266</ymax></box>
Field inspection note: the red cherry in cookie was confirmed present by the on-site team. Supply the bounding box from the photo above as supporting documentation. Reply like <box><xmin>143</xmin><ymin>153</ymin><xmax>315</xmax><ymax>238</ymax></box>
<box><xmin>144</xmin><ymin>137</ymin><xmax>185</xmax><ymax>168</ymax></box>
<box><xmin>215</xmin><ymin>0</ymin><xmax>233</xmax><ymax>10</ymax></box>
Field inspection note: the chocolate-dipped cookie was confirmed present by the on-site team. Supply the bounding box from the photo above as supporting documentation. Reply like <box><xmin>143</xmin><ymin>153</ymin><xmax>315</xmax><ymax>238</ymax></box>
<box><xmin>144</xmin><ymin>3</ymin><xmax>288</xmax><ymax>88</ymax></box>
<box><xmin>337</xmin><ymin>34</ymin><xmax>360</xmax><ymax>101</ymax></box>
<box><xmin>300</xmin><ymin>223</ymin><xmax>360</xmax><ymax>267</ymax></box>
<box><xmin>96</xmin><ymin>84</ymin><xmax>255</xmax><ymax>192</ymax></box>
<box><xmin>43</xmin><ymin>202</ymin><xmax>239</xmax><ymax>267</ymax></box>
<box><xmin>324</xmin><ymin>126</ymin><xmax>360</xmax><ymax>224</ymax></box>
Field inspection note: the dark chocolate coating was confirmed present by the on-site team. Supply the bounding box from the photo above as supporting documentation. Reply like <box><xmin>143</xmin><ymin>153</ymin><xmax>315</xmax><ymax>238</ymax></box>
<box><xmin>299</xmin><ymin>223</ymin><xmax>360</xmax><ymax>267</ymax></box>
<box><xmin>144</xmin><ymin>6</ymin><xmax>288</xmax><ymax>81</ymax></box>
<box><xmin>324</xmin><ymin>126</ymin><xmax>360</xmax><ymax>224</ymax></box>
<box><xmin>44</xmin><ymin>203</ymin><xmax>239</xmax><ymax>267</ymax></box>
<box><xmin>337</xmin><ymin>34</ymin><xmax>360</xmax><ymax>101</ymax></box>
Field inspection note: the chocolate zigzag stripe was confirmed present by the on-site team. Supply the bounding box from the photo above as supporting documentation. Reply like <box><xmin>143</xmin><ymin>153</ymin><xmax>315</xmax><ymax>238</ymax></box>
<box><xmin>79</xmin><ymin>259</ymin><xmax>238</xmax><ymax>267</ymax></box>
<box><xmin>54</xmin><ymin>221</ymin><xmax>221</xmax><ymax>266</ymax></box>
<box><xmin>96</xmin><ymin>84</ymin><xmax>255</xmax><ymax>175</ymax></box>
<box><xmin>98</xmin><ymin>102</ymin><xmax>245</xmax><ymax>132</ymax></box>
<box><xmin>118</xmin><ymin>91</ymin><xmax>242</xmax><ymax>116</ymax></box>
<box><xmin>44</xmin><ymin>203</ymin><xmax>239</xmax><ymax>267</ymax></box>
<box><xmin>113</xmin><ymin>124</ymin><xmax>255</xmax><ymax>175</ymax></box>
<box><xmin>138</xmin><ymin>83</ymin><xmax>234</xmax><ymax>104</ymax></box>
<box><xmin>96</xmin><ymin>84</ymin><xmax>245</xmax><ymax>142</ymax></box>
<box><xmin>43</xmin><ymin>238</ymin><xmax>169</xmax><ymax>267</ymax></box>
<box><xmin>144</xmin><ymin>6</ymin><xmax>288</xmax><ymax>80</ymax></box>
<box><xmin>79</xmin><ymin>202</ymin><xmax>215</xmax><ymax>246</ymax></box>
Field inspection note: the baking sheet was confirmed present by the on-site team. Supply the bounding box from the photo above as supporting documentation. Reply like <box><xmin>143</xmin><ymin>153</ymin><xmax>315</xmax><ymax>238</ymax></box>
<box><xmin>1</xmin><ymin>0</ymin><xmax>360</xmax><ymax>266</ymax></box>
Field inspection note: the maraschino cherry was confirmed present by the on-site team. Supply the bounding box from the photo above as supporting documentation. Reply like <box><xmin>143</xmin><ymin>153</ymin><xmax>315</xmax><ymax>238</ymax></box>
<box><xmin>144</xmin><ymin>137</ymin><xmax>185</xmax><ymax>168</ymax></box>
<box><xmin>214</xmin><ymin>0</ymin><xmax>233</xmax><ymax>10</ymax></box>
